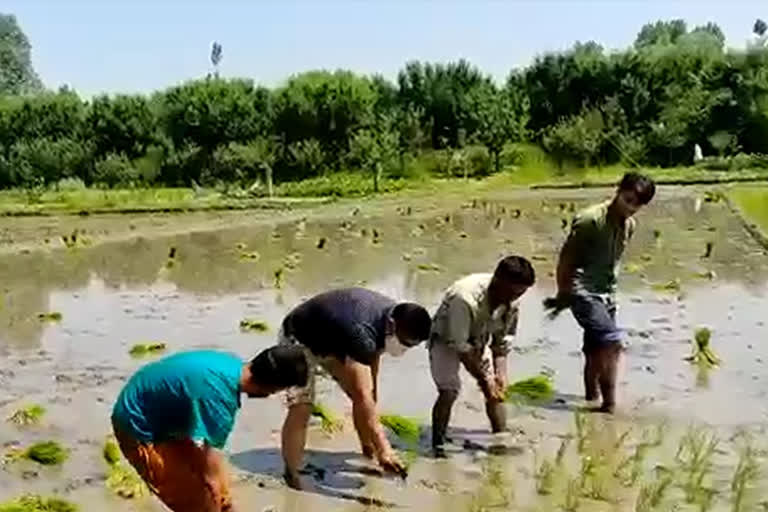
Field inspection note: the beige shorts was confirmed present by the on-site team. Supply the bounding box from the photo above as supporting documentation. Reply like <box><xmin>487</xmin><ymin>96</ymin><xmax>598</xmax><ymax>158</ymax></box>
<box><xmin>429</xmin><ymin>342</ymin><xmax>494</xmax><ymax>393</ymax></box>
<box><xmin>278</xmin><ymin>329</ymin><xmax>335</xmax><ymax>407</ymax></box>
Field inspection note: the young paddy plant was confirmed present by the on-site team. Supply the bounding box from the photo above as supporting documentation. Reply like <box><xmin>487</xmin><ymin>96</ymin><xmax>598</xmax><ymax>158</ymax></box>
<box><xmin>7</xmin><ymin>404</ymin><xmax>46</xmax><ymax>426</ymax></box>
<box><xmin>634</xmin><ymin>467</ymin><xmax>675</xmax><ymax>512</ymax></box>
<box><xmin>6</xmin><ymin>441</ymin><xmax>69</xmax><ymax>466</ymax></box>
<box><xmin>0</xmin><ymin>494</ymin><xmax>78</xmax><ymax>512</ymax></box>
<box><xmin>675</xmin><ymin>425</ymin><xmax>719</xmax><ymax>504</ymax></box>
<box><xmin>129</xmin><ymin>342</ymin><xmax>167</xmax><ymax>357</ymax></box>
<box><xmin>731</xmin><ymin>440</ymin><xmax>761</xmax><ymax>512</ymax></box>
<box><xmin>310</xmin><ymin>403</ymin><xmax>344</xmax><ymax>434</ymax></box>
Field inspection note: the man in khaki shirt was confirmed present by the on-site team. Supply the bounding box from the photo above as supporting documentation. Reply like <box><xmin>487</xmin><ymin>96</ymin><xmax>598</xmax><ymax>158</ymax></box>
<box><xmin>429</xmin><ymin>256</ymin><xmax>535</xmax><ymax>457</ymax></box>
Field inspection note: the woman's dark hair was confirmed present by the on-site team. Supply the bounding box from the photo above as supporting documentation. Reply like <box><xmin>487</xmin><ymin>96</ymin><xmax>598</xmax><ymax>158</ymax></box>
<box><xmin>619</xmin><ymin>172</ymin><xmax>656</xmax><ymax>205</ymax></box>
<box><xmin>494</xmin><ymin>255</ymin><xmax>536</xmax><ymax>286</ymax></box>
<box><xmin>249</xmin><ymin>345</ymin><xmax>308</xmax><ymax>389</ymax></box>
<box><xmin>391</xmin><ymin>302</ymin><xmax>432</xmax><ymax>344</ymax></box>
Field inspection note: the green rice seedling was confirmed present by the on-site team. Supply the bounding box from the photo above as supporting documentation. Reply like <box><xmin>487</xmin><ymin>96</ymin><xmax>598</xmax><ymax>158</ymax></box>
<box><xmin>535</xmin><ymin>456</ymin><xmax>556</xmax><ymax>495</ymax></box>
<box><xmin>416</xmin><ymin>263</ymin><xmax>442</xmax><ymax>272</ymax></box>
<box><xmin>23</xmin><ymin>441</ymin><xmax>68</xmax><ymax>466</ymax></box>
<box><xmin>625</xmin><ymin>263</ymin><xmax>644</xmax><ymax>274</ymax></box>
<box><xmin>0</xmin><ymin>494</ymin><xmax>78</xmax><ymax>512</ymax></box>
<box><xmin>103</xmin><ymin>438</ymin><xmax>120</xmax><ymax>466</ymax></box>
<box><xmin>273</xmin><ymin>267</ymin><xmax>284</xmax><ymax>289</ymax></box>
<box><xmin>635</xmin><ymin>468</ymin><xmax>674</xmax><ymax>512</ymax></box>
<box><xmin>239</xmin><ymin>319</ymin><xmax>269</xmax><ymax>332</ymax></box>
<box><xmin>238</xmin><ymin>251</ymin><xmax>260</xmax><ymax>261</ymax></box>
<box><xmin>37</xmin><ymin>312</ymin><xmax>62</xmax><ymax>323</ymax></box>
<box><xmin>310</xmin><ymin>403</ymin><xmax>344</xmax><ymax>434</ymax></box>
<box><xmin>129</xmin><ymin>342</ymin><xmax>167</xmax><ymax>357</ymax></box>
<box><xmin>731</xmin><ymin>441</ymin><xmax>760</xmax><ymax>512</ymax></box>
<box><xmin>676</xmin><ymin>426</ymin><xmax>719</xmax><ymax>503</ymax></box>
<box><xmin>703</xmin><ymin>241</ymin><xmax>714</xmax><ymax>259</ymax></box>
<box><xmin>7</xmin><ymin>405</ymin><xmax>45</xmax><ymax>426</ymax></box>
<box><xmin>563</xmin><ymin>476</ymin><xmax>581</xmax><ymax>512</ymax></box>
<box><xmin>685</xmin><ymin>328</ymin><xmax>720</xmax><ymax>367</ymax></box>
<box><xmin>505</xmin><ymin>375</ymin><xmax>555</xmax><ymax>403</ymax></box>
<box><xmin>483</xmin><ymin>459</ymin><xmax>514</xmax><ymax>508</ymax></box>
<box><xmin>379</xmin><ymin>414</ymin><xmax>421</xmax><ymax>446</ymax></box>
<box><xmin>106</xmin><ymin>463</ymin><xmax>148</xmax><ymax>499</ymax></box>
<box><xmin>651</xmin><ymin>279</ymin><xmax>682</xmax><ymax>293</ymax></box>
<box><xmin>574</xmin><ymin>411</ymin><xmax>590</xmax><ymax>453</ymax></box>
<box><xmin>616</xmin><ymin>443</ymin><xmax>649</xmax><ymax>487</ymax></box>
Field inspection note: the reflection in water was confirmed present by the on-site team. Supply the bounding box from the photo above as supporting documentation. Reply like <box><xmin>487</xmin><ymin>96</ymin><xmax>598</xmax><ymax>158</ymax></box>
<box><xmin>1</xmin><ymin>195</ymin><xmax>767</xmax><ymax>352</ymax></box>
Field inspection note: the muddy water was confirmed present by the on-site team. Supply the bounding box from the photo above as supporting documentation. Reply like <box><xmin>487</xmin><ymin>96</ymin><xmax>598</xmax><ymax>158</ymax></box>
<box><xmin>1</xmin><ymin>187</ymin><xmax>767</xmax><ymax>511</ymax></box>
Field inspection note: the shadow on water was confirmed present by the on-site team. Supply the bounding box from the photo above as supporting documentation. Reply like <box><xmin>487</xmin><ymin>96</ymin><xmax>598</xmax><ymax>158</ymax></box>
<box><xmin>230</xmin><ymin>448</ymin><xmax>399</xmax><ymax>507</ymax></box>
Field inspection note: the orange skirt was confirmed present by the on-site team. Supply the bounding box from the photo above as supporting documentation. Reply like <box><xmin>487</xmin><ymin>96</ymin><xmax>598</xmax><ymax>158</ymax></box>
<box><xmin>112</xmin><ymin>419</ymin><xmax>232</xmax><ymax>512</ymax></box>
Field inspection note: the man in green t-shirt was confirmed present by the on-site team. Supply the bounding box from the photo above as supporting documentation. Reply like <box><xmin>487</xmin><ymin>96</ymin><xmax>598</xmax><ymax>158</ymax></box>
<box><xmin>552</xmin><ymin>172</ymin><xmax>656</xmax><ymax>413</ymax></box>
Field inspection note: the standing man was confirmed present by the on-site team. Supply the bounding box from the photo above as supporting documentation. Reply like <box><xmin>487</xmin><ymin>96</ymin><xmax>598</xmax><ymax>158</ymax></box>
<box><xmin>278</xmin><ymin>287</ymin><xmax>432</xmax><ymax>490</ymax></box>
<box><xmin>429</xmin><ymin>255</ymin><xmax>536</xmax><ymax>457</ymax></box>
<box><xmin>111</xmin><ymin>345</ymin><xmax>309</xmax><ymax>512</ymax></box>
<box><xmin>553</xmin><ymin>172</ymin><xmax>656</xmax><ymax>413</ymax></box>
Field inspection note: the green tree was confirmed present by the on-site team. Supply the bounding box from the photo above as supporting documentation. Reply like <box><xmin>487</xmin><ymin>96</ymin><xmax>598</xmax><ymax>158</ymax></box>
<box><xmin>158</xmin><ymin>78</ymin><xmax>272</xmax><ymax>184</ymax></box>
<box><xmin>349</xmin><ymin>114</ymin><xmax>398</xmax><ymax>192</ymax></box>
<box><xmin>468</xmin><ymin>83</ymin><xmax>528</xmax><ymax>173</ymax></box>
<box><xmin>273</xmin><ymin>70</ymin><xmax>376</xmax><ymax>162</ymax></box>
<box><xmin>542</xmin><ymin>109</ymin><xmax>603</xmax><ymax>168</ymax></box>
<box><xmin>86</xmin><ymin>94</ymin><xmax>157</xmax><ymax>160</ymax></box>
<box><xmin>0</xmin><ymin>14</ymin><xmax>43</xmax><ymax>95</ymax></box>
<box><xmin>635</xmin><ymin>19</ymin><xmax>688</xmax><ymax>48</ymax></box>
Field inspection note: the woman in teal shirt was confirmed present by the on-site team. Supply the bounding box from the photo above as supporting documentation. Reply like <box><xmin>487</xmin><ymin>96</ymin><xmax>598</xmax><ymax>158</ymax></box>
<box><xmin>112</xmin><ymin>345</ymin><xmax>307</xmax><ymax>512</ymax></box>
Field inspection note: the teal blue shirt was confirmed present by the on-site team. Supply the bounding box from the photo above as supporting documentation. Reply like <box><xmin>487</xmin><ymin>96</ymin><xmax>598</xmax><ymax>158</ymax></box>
<box><xmin>112</xmin><ymin>350</ymin><xmax>242</xmax><ymax>449</ymax></box>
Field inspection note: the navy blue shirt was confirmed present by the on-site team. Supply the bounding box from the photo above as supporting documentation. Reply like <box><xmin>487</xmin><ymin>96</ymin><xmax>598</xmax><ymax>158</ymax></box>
<box><xmin>282</xmin><ymin>288</ymin><xmax>395</xmax><ymax>365</ymax></box>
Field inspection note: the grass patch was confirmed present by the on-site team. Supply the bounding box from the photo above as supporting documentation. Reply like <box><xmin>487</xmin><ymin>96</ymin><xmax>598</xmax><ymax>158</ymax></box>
<box><xmin>7</xmin><ymin>405</ymin><xmax>45</xmax><ymax>426</ymax></box>
<box><xmin>239</xmin><ymin>318</ymin><xmax>269</xmax><ymax>332</ymax></box>
<box><xmin>128</xmin><ymin>342</ymin><xmax>167</xmax><ymax>357</ymax></box>
<box><xmin>729</xmin><ymin>185</ymin><xmax>768</xmax><ymax>234</ymax></box>
<box><xmin>505</xmin><ymin>375</ymin><xmax>555</xmax><ymax>403</ymax></box>
<box><xmin>36</xmin><ymin>312</ymin><xmax>62</xmax><ymax>322</ymax></box>
<box><xmin>0</xmin><ymin>495</ymin><xmax>77</xmax><ymax>512</ymax></box>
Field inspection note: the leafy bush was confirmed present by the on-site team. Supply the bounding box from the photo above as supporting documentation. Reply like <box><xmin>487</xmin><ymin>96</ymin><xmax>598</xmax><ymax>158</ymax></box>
<box><xmin>694</xmin><ymin>153</ymin><xmax>768</xmax><ymax>171</ymax></box>
<box><xmin>92</xmin><ymin>154</ymin><xmax>138</xmax><ymax>188</ymax></box>
<box><xmin>8</xmin><ymin>138</ymin><xmax>94</xmax><ymax>186</ymax></box>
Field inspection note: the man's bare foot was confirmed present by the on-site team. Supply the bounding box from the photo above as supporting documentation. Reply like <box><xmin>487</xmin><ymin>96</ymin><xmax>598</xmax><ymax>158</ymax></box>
<box><xmin>596</xmin><ymin>402</ymin><xmax>616</xmax><ymax>414</ymax></box>
<box><xmin>362</xmin><ymin>444</ymin><xmax>375</xmax><ymax>460</ymax></box>
<box><xmin>283</xmin><ymin>470</ymin><xmax>303</xmax><ymax>490</ymax></box>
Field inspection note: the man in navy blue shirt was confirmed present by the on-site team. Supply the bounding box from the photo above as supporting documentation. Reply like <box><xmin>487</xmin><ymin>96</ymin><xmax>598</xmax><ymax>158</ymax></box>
<box><xmin>277</xmin><ymin>287</ymin><xmax>431</xmax><ymax>489</ymax></box>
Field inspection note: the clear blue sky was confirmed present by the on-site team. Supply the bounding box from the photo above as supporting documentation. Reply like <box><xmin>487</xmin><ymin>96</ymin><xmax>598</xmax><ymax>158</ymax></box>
<box><xmin>4</xmin><ymin>0</ymin><xmax>766</xmax><ymax>97</ymax></box>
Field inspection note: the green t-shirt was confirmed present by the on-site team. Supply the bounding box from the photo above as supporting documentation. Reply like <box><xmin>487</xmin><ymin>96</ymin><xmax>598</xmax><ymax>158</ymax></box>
<box><xmin>566</xmin><ymin>201</ymin><xmax>635</xmax><ymax>296</ymax></box>
<box><xmin>112</xmin><ymin>350</ymin><xmax>242</xmax><ymax>449</ymax></box>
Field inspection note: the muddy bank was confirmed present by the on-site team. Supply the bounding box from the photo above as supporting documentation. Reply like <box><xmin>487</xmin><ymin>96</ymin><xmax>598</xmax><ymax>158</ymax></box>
<box><xmin>1</xmin><ymin>186</ymin><xmax>767</xmax><ymax>511</ymax></box>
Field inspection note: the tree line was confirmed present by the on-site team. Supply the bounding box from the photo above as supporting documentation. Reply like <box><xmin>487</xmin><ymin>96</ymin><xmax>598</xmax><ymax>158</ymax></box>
<box><xmin>3</xmin><ymin>13</ymin><xmax>768</xmax><ymax>191</ymax></box>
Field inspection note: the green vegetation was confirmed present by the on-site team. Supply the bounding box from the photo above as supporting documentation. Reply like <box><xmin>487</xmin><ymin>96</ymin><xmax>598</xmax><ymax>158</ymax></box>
<box><xmin>5</xmin><ymin>14</ymin><xmax>768</xmax><ymax>200</ymax></box>
<box><xmin>6</xmin><ymin>404</ymin><xmax>45</xmax><ymax>426</ymax></box>
<box><xmin>102</xmin><ymin>438</ymin><xmax>120</xmax><ymax>466</ymax></box>
<box><xmin>685</xmin><ymin>328</ymin><xmax>721</xmax><ymax>367</ymax></box>
<box><xmin>36</xmin><ymin>312</ymin><xmax>62</xmax><ymax>322</ymax></box>
<box><xmin>15</xmin><ymin>441</ymin><xmax>69</xmax><ymax>466</ymax></box>
<box><xmin>0</xmin><ymin>495</ymin><xmax>77</xmax><ymax>512</ymax></box>
<box><xmin>310</xmin><ymin>403</ymin><xmax>344</xmax><ymax>434</ymax></box>
<box><xmin>106</xmin><ymin>464</ymin><xmax>148</xmax><ymax>499</ymax></box>
<box><xmin>505</xmin><ymin>375</ymin><xmax>555</xmax><ymax>403</ymax></box>
<box><xmin>238</xmin><ymin>318</ymin><xmax>269</xmax><ymax>332</ymax></box>
<box><xmin>379</xmin><ymin>414</ymin><xmax>421</xmax><ymax>445</ymax></box>
<box><xmin>729</xmin><ymin>186</ymin><xmax>768</xmax><ymax>235</ymax></box>
<box><xmin>128</xmin><ymin>342</ymin><xmax>167</xmax><ymax>357</ymax></box>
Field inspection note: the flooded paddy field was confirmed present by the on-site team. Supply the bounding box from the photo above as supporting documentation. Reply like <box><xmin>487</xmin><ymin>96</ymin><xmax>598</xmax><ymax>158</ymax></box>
<box><xmin>1</xmin><ymin>187</ymin><xmax>767</xmax><ymax>511</ymax></box>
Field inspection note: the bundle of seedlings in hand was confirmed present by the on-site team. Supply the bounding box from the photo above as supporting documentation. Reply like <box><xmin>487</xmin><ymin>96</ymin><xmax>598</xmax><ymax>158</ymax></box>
<box><xmin>310</xmin><ymin>403</ymin><xmax>344</xmax><ymax>434</ymax></box>
<box><xmin>685</xmin><ymin>328</ymin><xmax>720</xmax><ymax>367</ymax></box>
<box><xmin>505</xmin><ymin>374</ymin><xmax>555</xmax><ymax>403</ymax></box>
<box><xmin>542</xmin><ymin>296</ymin><xmax>569</xmax><ymax>320</ymax></box>
<box><xmin>379</xmin><ymin>414</ymin><xmax>421</xmax><ymax>446</ymax></box>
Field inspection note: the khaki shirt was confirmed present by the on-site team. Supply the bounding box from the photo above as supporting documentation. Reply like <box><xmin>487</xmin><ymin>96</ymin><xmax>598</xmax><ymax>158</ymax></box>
<box><xmin>429</xmin><ymin>273</ymin><xmax>519</xmax><ymax>356</ymax></box>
